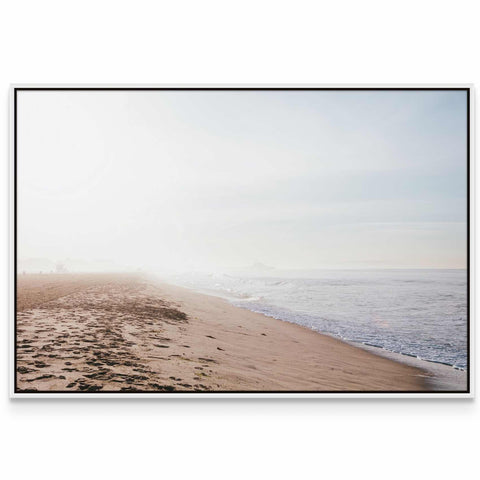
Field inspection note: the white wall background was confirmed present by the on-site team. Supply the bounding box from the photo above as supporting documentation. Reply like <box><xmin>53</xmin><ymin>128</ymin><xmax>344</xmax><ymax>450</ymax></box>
<box><xmin>1</xmin><ymin>1</ymin><xmax>478</xmax><ymax>479</ymax></box>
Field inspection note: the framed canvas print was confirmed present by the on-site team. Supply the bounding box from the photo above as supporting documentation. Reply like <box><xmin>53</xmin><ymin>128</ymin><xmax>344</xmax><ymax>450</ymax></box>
<box><xmin>10</xmin><ymin>85</ymin><xmax>473</xmax><ymax>397</ymax></box>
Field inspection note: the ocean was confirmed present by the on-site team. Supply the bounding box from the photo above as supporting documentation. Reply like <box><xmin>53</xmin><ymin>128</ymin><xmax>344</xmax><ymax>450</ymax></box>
<box><xmin>166</xmin><ymin>269</ymin><xmax>468</xmax><ymax>370</ymax></box>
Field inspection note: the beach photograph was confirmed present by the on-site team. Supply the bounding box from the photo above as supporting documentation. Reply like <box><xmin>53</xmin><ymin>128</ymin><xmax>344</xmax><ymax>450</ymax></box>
<box><xmin>13</xmin><ymin>87</ymin><xmax>470</xmax><ymax>394</ymax></box>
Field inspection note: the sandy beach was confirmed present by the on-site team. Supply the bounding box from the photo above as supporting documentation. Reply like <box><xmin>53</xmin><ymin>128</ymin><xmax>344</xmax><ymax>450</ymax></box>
<box><xmin>16</xmin><ymin>273</ymin><xmax>431</xmax><ymax>393</ymax></box>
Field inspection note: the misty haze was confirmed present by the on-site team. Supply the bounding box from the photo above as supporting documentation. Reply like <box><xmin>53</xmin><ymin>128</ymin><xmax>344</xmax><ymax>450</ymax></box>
<box><xmin>18</xmin><ymin>89</ymin><xmax>467</xmax><ymax>273</ymax></box>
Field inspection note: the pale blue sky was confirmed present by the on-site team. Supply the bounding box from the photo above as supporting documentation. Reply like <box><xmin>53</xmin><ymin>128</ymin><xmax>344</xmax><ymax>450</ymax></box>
<box><xmin>18</xmin><ymin>89</ymin><xmax>468</xmax><ymax>271</ymax></box>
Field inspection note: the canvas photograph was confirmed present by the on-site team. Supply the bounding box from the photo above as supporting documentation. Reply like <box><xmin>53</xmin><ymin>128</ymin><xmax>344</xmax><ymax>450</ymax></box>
<box><xmin>11</xmin><ymin>86</ymin><xmax>471</xmax><ymax>395</ymax></box>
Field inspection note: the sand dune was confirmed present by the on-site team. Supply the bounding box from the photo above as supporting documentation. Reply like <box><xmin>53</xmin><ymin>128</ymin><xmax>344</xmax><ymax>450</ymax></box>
<box><xmin>16</xmin><ymin>273</ymin><xmax>428</xmax><ymax>393</ymax></box>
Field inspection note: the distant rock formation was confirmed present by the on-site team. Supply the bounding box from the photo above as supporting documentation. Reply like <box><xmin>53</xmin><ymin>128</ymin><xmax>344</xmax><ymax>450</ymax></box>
<box><xmin>55</xmin><ymin>262</ymin><xmax>68</xmax><ymax>273</ymax></box>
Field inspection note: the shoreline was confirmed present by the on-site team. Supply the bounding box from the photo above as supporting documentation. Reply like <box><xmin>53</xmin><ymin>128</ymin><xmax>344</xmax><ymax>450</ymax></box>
<box><xmin>15</xmin><ymin>273</ymin><xmax>452</xmax><ymax>392</ymax></box>
<box><xmin>159</xmin><ymin>278</ymin><xmax>468</xmax><ymax>392</ymax></box>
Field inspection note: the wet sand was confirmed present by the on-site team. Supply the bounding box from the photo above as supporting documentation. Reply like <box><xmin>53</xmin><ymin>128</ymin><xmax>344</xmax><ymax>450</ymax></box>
<box><xmin>16</xmin><ymin>273</ymin><xmax>428</xmax><ymax>393</ymax></box>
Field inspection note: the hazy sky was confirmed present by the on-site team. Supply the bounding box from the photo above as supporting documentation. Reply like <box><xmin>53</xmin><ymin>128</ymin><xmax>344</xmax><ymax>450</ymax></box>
<box><xmin>17</xmin><ymin>89</ymin><xmax>467</xmax><ymax>271</ymax></box>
